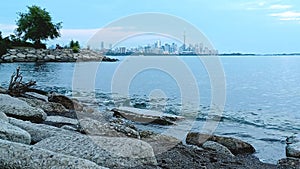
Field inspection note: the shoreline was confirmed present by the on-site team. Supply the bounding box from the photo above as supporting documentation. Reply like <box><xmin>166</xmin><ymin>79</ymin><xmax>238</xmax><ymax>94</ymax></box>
<box><xmin>0</xmin><ymin>85</ymin><xmax>300</xmax><ymax>168</ymax></box>
<box><xmin>0</xmin><ymin>48</ymin><xmax>118</xmax><ymax>63</ymax></box>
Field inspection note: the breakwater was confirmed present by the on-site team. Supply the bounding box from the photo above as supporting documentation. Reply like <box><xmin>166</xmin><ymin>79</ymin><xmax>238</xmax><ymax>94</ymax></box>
<box><xmin>0</xmin><ymin>48</ymin><xmax>118</xmax><ymax>63</ymax></box>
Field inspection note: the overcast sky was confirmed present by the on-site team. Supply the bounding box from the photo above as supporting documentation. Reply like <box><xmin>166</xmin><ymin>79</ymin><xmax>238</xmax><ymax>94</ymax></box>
<box><xmin>1</xmin><ymin>0</ymin><xmax>300</xmax><ymax>53</ymax></box>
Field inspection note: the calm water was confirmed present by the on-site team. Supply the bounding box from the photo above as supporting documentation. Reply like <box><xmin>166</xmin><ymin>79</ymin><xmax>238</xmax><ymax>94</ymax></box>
<box><xmin>1</xmin><ymin>55</ymin><xmax>300</xmax><ymax>164</ymax></box>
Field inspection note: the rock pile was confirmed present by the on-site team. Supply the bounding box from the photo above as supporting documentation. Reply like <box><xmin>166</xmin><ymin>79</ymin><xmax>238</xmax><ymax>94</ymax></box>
<box><xmin>0</xmin><ymin>48</ymin><xmax>118</xmax><ymax>63</ymax></box>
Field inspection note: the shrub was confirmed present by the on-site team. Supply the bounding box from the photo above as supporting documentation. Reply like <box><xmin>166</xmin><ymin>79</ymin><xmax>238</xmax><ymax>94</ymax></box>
<box><xmin>72</xmin><ymin>46</ymin><xmax>79</xmax><ymax>53</ymax></box>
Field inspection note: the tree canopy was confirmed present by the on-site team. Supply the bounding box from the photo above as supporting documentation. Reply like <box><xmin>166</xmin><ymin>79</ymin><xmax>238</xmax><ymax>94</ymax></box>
<box><xmin>16</xmin><ymin>5</ymin><xmax>62</xmax><ymax>48</ymax></box>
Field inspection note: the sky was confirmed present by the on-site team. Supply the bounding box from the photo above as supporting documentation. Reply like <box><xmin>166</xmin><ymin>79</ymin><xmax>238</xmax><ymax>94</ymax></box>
<box><xmin>0</xmin><ymin>0</ymin><xmax>300</xmax><ymax>53</ymax></box>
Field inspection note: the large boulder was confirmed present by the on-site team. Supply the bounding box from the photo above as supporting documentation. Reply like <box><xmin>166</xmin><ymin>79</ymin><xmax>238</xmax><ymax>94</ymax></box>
<box><xmin>0</xmin><ymin>94</ymin><xmax>47</xmax><ymax>123</ymax></box>
<box><xmin>9</xmin><ymin>117</ymin><xmax>76</xmax><ymax>143</ymax></box>
<box><xmin>34</xmin><ymin>134</ymin><xmax>157</xmax><ymax>168</ymax></box>
<box><xmin>0</xmin><ymin>139</ymin><xmax>106</xmax><ymax>169</ymax></box>
<box><xmin>286</xmin><ymin>134</ymin><xmax>300</xmax><ymax>158</ymax></box>
<box><xmin>112</xmin><ymin>107</ymin><xmax>184</xmax><ymax>125</ymax></box>
<box><xmin>186</xmin><ymin>132</ymin><xmax>255</xmax><ymax>155</ymax></box>
<box><xmin>0</xmin><ymin>120</ymin><xmax>31</xmax><ymax>144</ymax></box>
<box><xmin>202</xmin><ymin>141</ymin><xmax>234</xmax><ymax>157</ymax></box>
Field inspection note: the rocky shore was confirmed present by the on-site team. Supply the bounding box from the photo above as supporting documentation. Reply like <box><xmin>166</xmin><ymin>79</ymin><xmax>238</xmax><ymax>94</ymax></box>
<box><xmin>0</xmin><ymin>48</ymin><xmax>118</xmax><ymax>63</ymax></box>
<box><xmin>0</xmin><ymin>86</ymin><xmax>300</xmax><ymax>168</ymax></box>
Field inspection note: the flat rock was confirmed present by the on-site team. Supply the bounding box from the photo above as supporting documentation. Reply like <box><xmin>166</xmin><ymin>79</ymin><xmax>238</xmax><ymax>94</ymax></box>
<box><xmin>0</xmin><ymin>139</ymin><xmax>106</xmax><ymax>169</ymax></box>
<box><xmin>45</xmin><ymin>116</ymin><xmax>79</xmax><ymax>126</ymax></box>
<box><xmin>0</xmin><ymin>94</ymin><xmax>47</xmax><ymax>123</ymax></box>
<box><xmin>186</xmin><ymin>132</ymin><xmax>255</xmax><ymax>155</ymax></box>
<box><xmin>34</xmin><ymin>134</ymin><xmax>157</xmax><ymax>168</ymax></box>
<box><xmin>9</xmin><ymin>117</ymin><xmax>76</xmax><ymax>143</ymax></box>
<box><xmin>0</xmin><ymin>120</ymin><xmax>31</xmax><ymax>144</ymax></box>
<box><xmin>202</xmin><ymin>141</ymin><xmax>234</xmax><ymax>157</ymax></box>
<box><xmin>112</xmin><ymin>106</ymin><xmax>184</xmax><ymax>125</ymax></box>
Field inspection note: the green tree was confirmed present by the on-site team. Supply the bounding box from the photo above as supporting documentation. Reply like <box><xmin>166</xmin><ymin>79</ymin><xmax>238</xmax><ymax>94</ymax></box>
<box><xmin>16</xmin><ymin>5</ymin><xmax>62</xmax><ymax>48</ymax></box>
<box><xmin>0</xmin><ymin>31</ymin><xmax>8</xmax><ymax>56</ymax></box>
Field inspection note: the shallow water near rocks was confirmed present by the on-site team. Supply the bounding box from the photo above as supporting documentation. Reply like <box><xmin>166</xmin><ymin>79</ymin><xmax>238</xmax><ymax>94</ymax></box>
<box><xmin>1</xmin><ymin>55</ymin><xmax>300</xmax><ymax>164</ymax></box>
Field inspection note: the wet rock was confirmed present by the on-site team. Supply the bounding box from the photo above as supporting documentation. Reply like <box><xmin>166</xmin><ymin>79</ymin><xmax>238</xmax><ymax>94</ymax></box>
<box><xmin>286</xmin><ymin>134</ymin><xmax>300</xmax><ymax>158</ymax></box>
<box><xmin>0</xmin><ymin>94</ymin><xmax>47</xmax><ymax>123</ymax></box>
<box><xmin>186</xmin><ymin>132</ymin><xmax>255</xmax><ymax>155</ymax></box>
<box><xmin>286</xmin><ymin>143</ymin><xmax>300</xmax><ymax>158</ymax></box>
<box><xmin>0</xmin><ymin>139</ymin><xmax>106</xmax><ymax>169</ymax></box>
<box><xmin>112</xmin><ymin>106</ymin><xmax>184</xmax><ymax>125</ymax></box>
<box><xmin>34</xmin><ymin>134</ymin><xmax>157</xmax><ymax>168</ymax></box>
<box><xmin>0</xmin><ymin>120</ymin><xmax>31</xmax><ymax>144</ymax></box>
<box><xmin>202</xmin><ymin>141</ymin><xmax>234</xmax><ymax>157</ymax></box>
<box><xmin>9</xmin><ymin>117</ymin><xmax>76</xmax><ymax>143</ymax></box>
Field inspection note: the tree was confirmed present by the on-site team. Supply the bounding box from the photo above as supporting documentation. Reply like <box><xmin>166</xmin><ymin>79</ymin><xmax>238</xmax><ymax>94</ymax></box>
<box><xmin>0</xmin><ymin>31</ymin><xmax>8</xmax><ymax>56</ymax></box>
<box><xmin>16</xmin><ymin>5</ymin><xmax>62</xmax><ymax>48</ymax></box>
<box><xmin>69</xmin><ymin>40</ymin><xmax>80</xmax><ymax>53</ymax></box>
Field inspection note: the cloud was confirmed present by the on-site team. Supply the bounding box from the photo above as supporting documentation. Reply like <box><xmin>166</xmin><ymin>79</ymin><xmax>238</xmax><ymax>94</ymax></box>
<box><xmin>269</xmin><ymin>11</ymin><xmax>300</xmax><ymax>22</ymax></box>
<box><xmin>0</xmin><ymin>24</ymin><xmax>17</xmax><ymax>36</ymax></box>
<box><xmin>269</xmin><ymin>4</ymin><xmax>292</xmax><ymax>10</ymax></box>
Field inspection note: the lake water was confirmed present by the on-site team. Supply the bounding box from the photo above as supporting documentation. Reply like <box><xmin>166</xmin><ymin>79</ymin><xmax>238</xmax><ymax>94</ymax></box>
<box><xmin>1</xmin><ymin>55</ymin><xmax>300</xmax><ymax>164</ymax></box>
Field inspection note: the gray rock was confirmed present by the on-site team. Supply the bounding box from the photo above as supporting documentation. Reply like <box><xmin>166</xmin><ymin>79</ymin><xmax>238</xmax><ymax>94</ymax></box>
<box><xmin>61</xmin><ymin>125</ymin><xmax>78</xmax><ymax>131</ymax></box>
<box><xmin>47</xmin><ymin>54</ymin><xmax>56</xmax><ymax>60</ymax></box>
<box><xmin>16</xmin><ymin>53</ymin><xmax>26</xmax><ymax>58</ymax></box>
<box><xmin>141</xmin><ymin>132</ymin><xmax>181</xmax><ymax>155</ymax></box>
<box><xmin>46</xmin><ymin>116</ymin><xmax>79</xmax><ymax>126</ymax></box>
<box><xmin>0</xmin><ymin>111</ymin><xmax>8</xmax><ymax>122</ymax></box>
<box><xmin>186</xmin><ymin>132</ymin><xmax>255</xmax><ymax>155</ymax></box>
<box><xmin>112</xmin><ymin>106</ymin><xmax>184</xmax><ymax>125</ymax></box>
<box><xmin>0</xmin><ymin>94</ymin><xmax>47</xmax><ymax>123</ymax></box>
<box><xmin>79</xmin><ymin>118</ymin><xmax>127</xmax><ymax>137</ymax></box>
<box><xmin>9</xmin><ymin>117</ymin><xmax>76</xmax><ymax>143</ymax></box>
<box><xmin>35</xmin><ymin>134</ymin><xmax>157</xmax><ymax>168</ymax></box>
<box><xmin>19</xmin><ymin>97</ymin><xmax>67</xmax><ymax>113</ymax></box>
<box><xmin>202</xmin><ymin>141</ymin><xmax>234</xmax><ymax>157</ymax></box>
<box><xmin>0</xmin><ymin>139</ymin><xmax>106</xmax><ymax>169</ymax></box>
<box><xmin>0</xmin><ymin>120</ymin><xmax>31</xmax><ymax>144</ymax></box>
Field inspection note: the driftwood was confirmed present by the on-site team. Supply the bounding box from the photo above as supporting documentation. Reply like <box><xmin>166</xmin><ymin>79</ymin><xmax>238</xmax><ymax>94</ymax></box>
<box><xmin>8</xmin><ymin>66</ymin><xmax>37</xmax><ymax>97</ymax></box>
